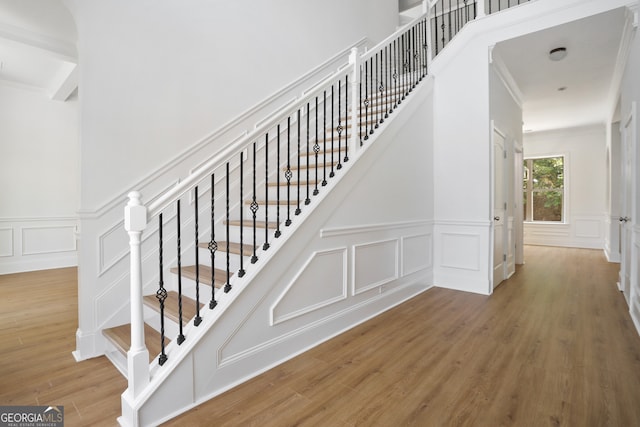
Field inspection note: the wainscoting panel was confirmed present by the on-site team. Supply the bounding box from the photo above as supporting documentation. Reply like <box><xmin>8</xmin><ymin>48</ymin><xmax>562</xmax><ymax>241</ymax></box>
<box><xmin>0</xmin><ymin>218</ymin><xmax>78</xmax><ymax>274</ymax></box>
<box><xmin>434</xmin><ymin>221</ymin><xmax>491</xmax><ymax>295</ymax></box>
<box><xmin>441</xmin><ymin>232</ymin><xmax>480</xmax><ymax>271</ymax></box>
<box><xmin>353</xmin><ymin>239</ymin><xmax>399</xmax><ymax>295</ymax></box>
<box><xmin>272</xmin><ymin>248</ymin><xmax>348</xmax><ymax>325</ymax></box>
<box><xmin>22</xmin><ymin>225</ymin><xmax>76</xmax><ymax>255</ymax></box>
<box><xmin>0</xmin><ymin>228</ymin><xmax>13</xmax><ymax>257</ymax></box>
<box><xmin>524</xmin><ymin>215</ymin><xmax>604</xmax><ymax>249</ymax></box>
<box><xmin>402</xmin><ymin>233</ymin><xmax>432</xmax><ymax>276</ymax></box>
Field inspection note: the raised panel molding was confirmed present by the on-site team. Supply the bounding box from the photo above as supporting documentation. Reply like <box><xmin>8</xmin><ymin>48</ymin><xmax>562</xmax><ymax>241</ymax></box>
<box><xmin>574</xmin><ymin>218</ymin><xmax>601</xmax><ymax>239</ymax></box>
<box><xmin>271</xmin><ymin>248</ymin><xmax>347</xmax><ymax>325</ymax></box>
<box><xmin>353</xmin><ymin>239</ymin><xmax>399</xmax><ymax>295</ymax></box>
<box><xmin>21</xmin><ymin>225</ymin><xmax>76</xmax><ymax>255</ymax></box>
<box><xmin>440</xmin><ymin>232</ymin><xmax>480</xmax><ymax>271</ymax></box>
<box><xmin>402</xmin><ymin>233</ymin><xmax>432</xmax><ymax>276</ymax></box>
<box><xmin>0</xmin><ymin>228</ymin><xmax>13</xmax><ymax>257</ymax></box>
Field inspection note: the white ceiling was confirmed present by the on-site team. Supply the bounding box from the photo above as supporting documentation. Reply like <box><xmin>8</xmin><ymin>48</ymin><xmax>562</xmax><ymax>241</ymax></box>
<box><xmin>0</xmin><ymin>0</ymin><xmax>77</xmax><ymax>100</ymax></box>
<box><xmin>493</xmin><ymin>7</ymin><xmax>627</xmax><ymax>133</ymax></box>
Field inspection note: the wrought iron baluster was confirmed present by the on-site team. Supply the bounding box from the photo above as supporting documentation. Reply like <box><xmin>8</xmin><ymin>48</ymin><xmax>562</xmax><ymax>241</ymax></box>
<box><xmin>323</xmin><ymin>91</ymin><xmax>328</xmax><ymax>183</ymax></box>
<box><xmin>369</xmin><ymin>57</ymin><xmax>375</xmax><ymax>134</ymax></box>
<box><xmin>194</xmin><ymin>186</ymin><xmax>202</xmax><ymax>326</ymax></box>
<box><xmin>176</xmin><ymin>199</ymin><xmax>185</xmax><ymax>345</ymax></box>
<box><xmin>224</xmin><ymin>163</ymin><xmax>231</xmax><ymax>293</ymax></box>
<box><xmin>374</xmin><ymin>52</ymin><xmax>379</xmax><ymax>129</ymax></box>
<box><xmin>251</xmin><ymin>142</ymin><xmax>259</xmax><ymax>262</ymax></box>
<box><xmin>208</xmin><ymin>174</ymin><xmax>217</xmax><ymax>309</ymax></box>
<box><xmin>296</xmin><ymin>109</ymin><xmax>302</xmax><ymax>214</ymax></box>
<box><xmin>449</xmin><ymin>0</ymin><xmax>453</xmax><ymax>43</ymax></box>
<box><xmin>434</xmin><ymin>4</ymin><xmax>440</xmax><ymax>55</ymax></box>
<box><xmin>285</xmin><ymin>117</ymin><xmax>292</xmax><ymax>225</ymax></box>
<box><xmin>363</xmin><ymin>61</ymin><xmax>369</xmax><ymax>141</ymax></box>
<box><xmin>157</xmin><ymin>213</ymin><xmax>168</xmax><ymax>365</ymax></box>
<box><xmin>385</xmin><ymin>44</ymin><xmax>390</xmax><ymax>118</ymax></box>
<box><xmin>330</xmin><ymin>85</ymin><xmax>335</xmax><ymax>177</ymax></box>
<box><xmin>336</xmin><ymin>82</ymin><xmax>342</xmax><ymax>170</ymax></box>
<box><xmin>344</xmin><ymin>74</ymin><xmax>349</xmax><ymax>163</ymax></box>
<box><xmin>378</xmin><ymin>52</ymin><xmax>384</xmax><ymax>125</ymax></box>
<box><xmin>275</xmin><ymin>125</ymin><xmax>282</xmax><ymax>238</ymax></box>
<box><xmin>238</xmin><ymin>152</ymin><xmax>245</xmax><ymax>277</ymax></box>
<box><xmin>314</xmin><ymin>97</ymin><xmax>320</xmax><ymax>195</ymax></box>
<box><xmin>305</xmin><ymin>103</ymin><xmax>311</xmax><ymax>203</ymax></box>
<box><xmin>263</xmin><ymin>133</ymin><xmax>270</xmax><ymax>250</ymax></box>
<box><xmin>393</xmin><ymin>39</ymin><xmax>398</xmax><ymax>110</ymax></box>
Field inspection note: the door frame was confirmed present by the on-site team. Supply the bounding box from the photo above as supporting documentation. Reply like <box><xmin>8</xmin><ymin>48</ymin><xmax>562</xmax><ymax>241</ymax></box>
<box><xmin>491</xmin><ymin>122</ymin><xmax>508</xmax><ymax>292</ymax></box>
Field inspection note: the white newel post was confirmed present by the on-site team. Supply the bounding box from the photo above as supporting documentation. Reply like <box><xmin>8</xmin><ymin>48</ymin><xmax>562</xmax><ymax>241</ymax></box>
<box><xmin>349</xmin><ymin>47</ymin><xmax>361</xmax><ymax>157</ymax></box>
<box><xmin>124</xmin><ymin>191</ymin><xmax>149</xmax><ymax>397</ymax></box>
<box><xmin>476</xmin><ymin>0</ymin><xmax>486</xmax><ymax>18</ymax></box>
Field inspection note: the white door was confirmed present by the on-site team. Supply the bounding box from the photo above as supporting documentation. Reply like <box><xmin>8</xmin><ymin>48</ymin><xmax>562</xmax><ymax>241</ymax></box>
<box><xmin>619</xmin><ymin>104</ymin><xmax>636</xmax><ymax>305</ymax></box>
<box><xmin>493</xmin><ymin>128</ymin><xmax>506</xmax><ymax>289</ymax></box>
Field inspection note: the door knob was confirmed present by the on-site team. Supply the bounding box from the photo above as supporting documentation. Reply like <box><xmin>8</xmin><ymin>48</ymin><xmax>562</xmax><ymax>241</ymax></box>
<box><xmin>494</xmin><ymin>216</ymin><xmax>500</xmax><ymax>221</ymax></box>
<box><xmin>620</xmin><ymin>217</ymin><xmax>630</xmax><ymax>222</ymax></box>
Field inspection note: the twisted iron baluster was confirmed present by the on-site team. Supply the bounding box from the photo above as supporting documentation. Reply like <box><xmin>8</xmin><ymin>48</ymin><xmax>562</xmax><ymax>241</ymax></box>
<box><xmin>157</xmin><ymin>213</ymin><xmax>168</xmax><ymax>365</ymax></box>
<box><xmin>313</xmin><ymin>97</ymin><xmax>320</xmax><ymax>195</ymax></box>
<box><xmin>251</xmin><ymin>142</ymin><xmax>259</xmax><ymax>263</ymax></box>
<box><xmin>238</xmin><ymin>152</ymin><xmax>245</xmax><ymax>277</ymax></box>
<box><xmin>176</xmin><ymin>199</ymin><xmax>185</xmax><ymax>345</ymax></box>
<box><xmin>275</xmin><ymin>125</ymin><xmax>282</xmax><ymax>238</ymax></box>
<box><xmin>330</xmin><ymin>84</ymin><xmax>335</xmax><ymax>178</ymax></box>
<box><xmin>322</xmin><ymin>91</ymin><xmax>328</xmax><ymax>184</ymax></box>
<box><xmin>305</xmin><ymin>103</ymin><xmax>311</xmax><ymax>204</ymax></box>
<box><xmin>224</xmin><ymin>162</ymin><xmax>231</xmax><ymax>293</ymax></box>
<box><xmin>337</xmin><ymin>82</ymin><xmax>343</xmax><ymax>170</ymax></box>
<box><xmin>264</xmin><ymin>133</ymin><xmax>270</xmax><ymax>250</ymax></box>
<box><xmin>285</xmin><ymin>117</ymin><xmax>292</xmax><ymax>225</ymax></box>
<box><xmin>344</xmin><ymin>74</ymin><xmax>349</xmax><ymax>163</ymax></box>
<box><xmin>363</xmin><ymin>61</ymin><xmax>369</xmax><ymax>141</ymax></box>
<box><xmin>378</xmin><ymin>51</ymin><xmax>384</xmax><ymax>125</ymax></box>
<box><xmin>296</xmin><ymin>110</ymin><xmax>302</xmax><ymax>214</ymax></box>
<box><xmin>370</xmin><ymin>57</ymin><xmax>375</xmax><ymax>133</ymax></box>
<box><xmin>208</xmin><ymin>174</ymin><xmax>217</xmax><ymax>309</ymax></box>
<box><xmin>194</xmin><ymin>186</ymin><xmax>202</xmax><ymax>326</ymax></box>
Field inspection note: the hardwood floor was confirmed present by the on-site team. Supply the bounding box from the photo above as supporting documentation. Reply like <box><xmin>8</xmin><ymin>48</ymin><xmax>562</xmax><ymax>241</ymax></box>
<box><xmin>2</xmin><ymin>246</ymin><xmax>640</xmax><ymax>426</ymax></box>
<box><xmin>0</xmin><ymin>267</ymin><xmax>125</xmax><ymax>426</ymax></box>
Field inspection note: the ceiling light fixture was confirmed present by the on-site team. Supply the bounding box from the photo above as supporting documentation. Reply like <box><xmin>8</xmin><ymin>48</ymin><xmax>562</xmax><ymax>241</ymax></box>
<box><xmin>549</xmin><ymin>47</ymin><xmax>567</xmax><ymax>61</ymax></box>
<box><xmin>558</xmin><ymin>86</ymin><xmax>567</xmax><ymax>91</ymax></box>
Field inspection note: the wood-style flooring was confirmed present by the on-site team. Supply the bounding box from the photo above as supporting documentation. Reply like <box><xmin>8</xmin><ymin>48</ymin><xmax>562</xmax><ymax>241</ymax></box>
<box><xmin>2</xmin><ymin>246</ymin><xmax>640</xmax><ymax>426</ymax></box>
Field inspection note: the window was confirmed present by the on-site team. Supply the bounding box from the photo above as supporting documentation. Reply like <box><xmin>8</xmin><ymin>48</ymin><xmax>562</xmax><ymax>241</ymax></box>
<box><xmin>523</xmin><ymin>156</ymin><xmax>564</xmax><ymax>222</ymax></box>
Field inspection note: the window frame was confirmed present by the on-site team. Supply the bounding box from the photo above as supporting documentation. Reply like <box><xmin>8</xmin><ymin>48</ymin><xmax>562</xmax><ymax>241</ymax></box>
<box><xmin>523</xmin><ymin>154</ymin><xmax>567</xmax><ymax>224</ymax></box>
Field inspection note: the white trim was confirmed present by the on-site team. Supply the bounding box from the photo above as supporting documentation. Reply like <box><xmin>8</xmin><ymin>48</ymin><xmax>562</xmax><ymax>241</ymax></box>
<box><xmin>320</xmin><ymin>220</ymin><xmax>432</xmax><ymax>238</ymax></box>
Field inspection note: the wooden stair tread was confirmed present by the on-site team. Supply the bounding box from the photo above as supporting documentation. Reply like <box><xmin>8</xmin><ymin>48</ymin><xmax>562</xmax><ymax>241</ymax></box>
<box><xmin>143</xmin><ymin>291</ymin><xmax>203</xmax><ymax>326</ymax></box>
<box><xmin>198</xmin><ymin>241</ymin><xmax>254</xmax><ymax>256</ymax></box>
<box><xmin>171</xmin><ymin>264</ymin><xmax>227</xmax><ymax>288</ymax></box>
<box><xmin>225</xmin><ymin>219</ymin><xmax>278</xmax><ymax>229</ymax></box>
<box><xmin>103</xmin><ymin>323</ymin><xmax>166</xmax><ymax>363</ymax></box>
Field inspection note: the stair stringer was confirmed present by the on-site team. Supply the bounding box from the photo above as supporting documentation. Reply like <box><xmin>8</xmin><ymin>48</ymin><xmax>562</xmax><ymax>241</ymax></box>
<box><xmin>120</xmin><ymin>76</ymin><xmax>436</xmax><ymax>427</ymax></box>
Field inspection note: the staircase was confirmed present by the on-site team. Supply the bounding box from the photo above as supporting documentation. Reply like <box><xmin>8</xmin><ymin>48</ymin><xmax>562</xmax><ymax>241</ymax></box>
<box><xmin>104</xmin><ymin>1</ymin><xmax>541</xmax><ymax>425</ymax></box>
<box><xmin>103</xmin><ymin>76</ymin><xmax>420</xmax><ymax>375</ymax></box>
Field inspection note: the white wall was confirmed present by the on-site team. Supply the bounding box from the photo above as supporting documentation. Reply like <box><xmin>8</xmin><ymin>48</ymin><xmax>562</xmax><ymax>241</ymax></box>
<box><xmin>0</xmin><ymin>84</ymin><xmax>79</xmax><ymax>273</ymax></box>
<box><xmin>64</xmin><ymin>0</ymin><xmax>399</xmax><ymax>211</ymax></box>
<box><xmin>523</xmin><ymin>125</ymin><xmax>606</xmax><ymax>249</ymax></box>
